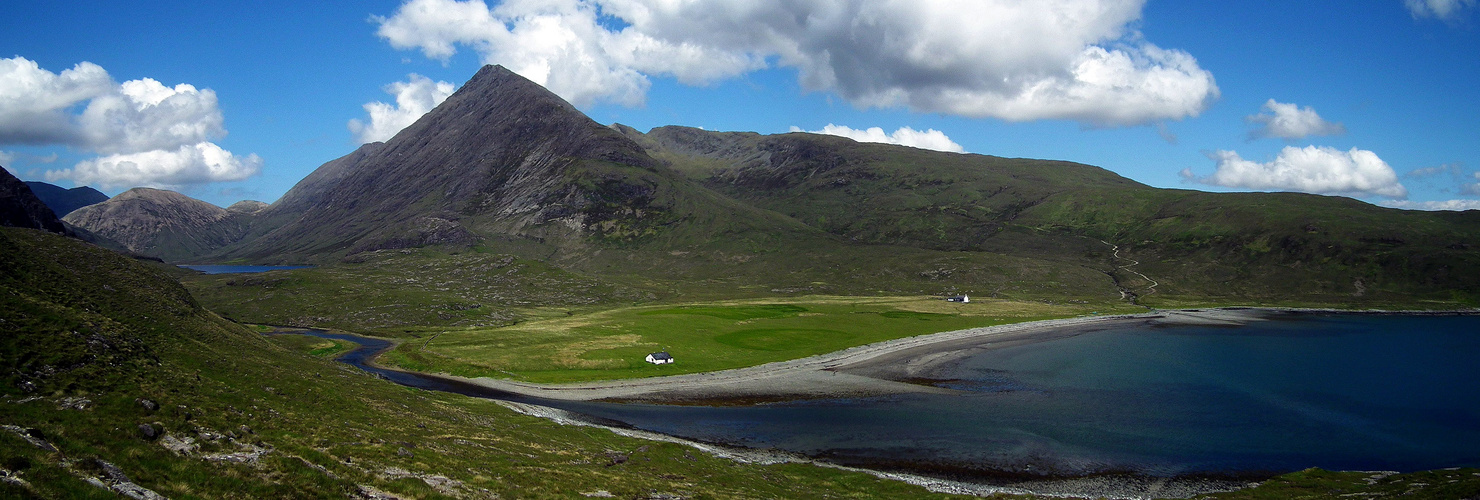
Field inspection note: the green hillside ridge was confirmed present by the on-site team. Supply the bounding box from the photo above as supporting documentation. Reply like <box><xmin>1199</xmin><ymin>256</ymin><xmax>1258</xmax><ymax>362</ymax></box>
<box><xmin>631</xmin><ymin>125</ymin><xmax>1480</xmax><ymax>307</ymax></box>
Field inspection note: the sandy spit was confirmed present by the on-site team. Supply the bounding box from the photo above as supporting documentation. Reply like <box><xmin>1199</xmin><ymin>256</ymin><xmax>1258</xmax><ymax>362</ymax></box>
<box><xmin>447</xmin><ymin>308</ymin><xmax>1277</xmax><ymax>403</ymax></box>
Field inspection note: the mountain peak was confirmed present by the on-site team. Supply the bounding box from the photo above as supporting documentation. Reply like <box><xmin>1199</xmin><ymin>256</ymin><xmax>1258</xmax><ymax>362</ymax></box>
<box><xmin>461</xmin><ymin>64</ymin><xmax>578</xmax><ymax>113</ymax></box>
<box><xmin>222</xmin><ymin>63</ymin><xmax>667</xmax><ymax>260</ymax></box>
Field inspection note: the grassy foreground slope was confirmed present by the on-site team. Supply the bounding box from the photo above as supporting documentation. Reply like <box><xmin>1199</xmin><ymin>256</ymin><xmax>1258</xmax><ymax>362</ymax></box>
<box><xmin>0</xmin><ymin>227</ymin><xmax>982</xmax><ymax>499</ymax></box>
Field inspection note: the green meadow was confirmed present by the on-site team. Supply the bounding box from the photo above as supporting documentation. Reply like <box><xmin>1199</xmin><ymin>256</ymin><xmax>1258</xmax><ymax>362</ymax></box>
<box><xmin>381</xmin><ymin>296</ymin><xmax>1135</xmax><ymax>383</ymax></box>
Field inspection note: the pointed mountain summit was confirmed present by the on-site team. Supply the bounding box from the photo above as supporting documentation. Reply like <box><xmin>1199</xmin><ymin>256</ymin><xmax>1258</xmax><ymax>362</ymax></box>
<box><xmin>224</xmin><ymin>65</ymin><xmax>725</xmax><ymax>262</ymax></box>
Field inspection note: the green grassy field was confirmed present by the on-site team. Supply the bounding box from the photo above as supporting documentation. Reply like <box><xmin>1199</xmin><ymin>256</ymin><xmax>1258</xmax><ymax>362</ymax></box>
<box><xmin>379</xmin><ymin>295</ymin><xmax>1136</xmax><ymax>383</ymax></box>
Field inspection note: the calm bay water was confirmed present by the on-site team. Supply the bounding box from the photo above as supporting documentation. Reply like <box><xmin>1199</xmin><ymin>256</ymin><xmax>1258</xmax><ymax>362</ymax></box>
<box><xmin>180</xmin><ymin>264</ymin><xmax>312</xmax><ymax>274</ymax></box>
<box><xmin>304</xmin><ymin>313</ymin><xmax>1480</xmax><ymax>479</ymax></box>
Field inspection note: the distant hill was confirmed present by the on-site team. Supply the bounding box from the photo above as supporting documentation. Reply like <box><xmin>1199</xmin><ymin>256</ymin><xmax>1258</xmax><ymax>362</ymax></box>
<box><xmin>1</xmin><ymin>167</ymin><xmax>67</xmax><ymax>234</ymax></box>
<box><xmin>63</xmin><ymin>187</ymin><xmax>255</xmax><ymax>261</ymax></box>
<box><xmin>23</xmin><ymin>180</ymin><xmax>108</xmax><ymax>217</ymax></box>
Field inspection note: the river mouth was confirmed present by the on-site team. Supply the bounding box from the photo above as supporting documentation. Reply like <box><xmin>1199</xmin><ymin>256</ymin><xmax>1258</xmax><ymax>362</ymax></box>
<box><xmin>271</xmin><ymin>311</ymin><xmax>1480</xmax><ymax>498</ymax></box>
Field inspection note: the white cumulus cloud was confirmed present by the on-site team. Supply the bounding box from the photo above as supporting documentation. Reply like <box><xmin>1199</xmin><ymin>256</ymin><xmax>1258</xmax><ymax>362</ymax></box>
<box><xmin>0</xmin><ymin>56</ymin><xmax>259</xmax><ymax>188</ymax></box>
<box><xmin>349</xmin><ymin>74</ymin><xmax>457</xmax><ymax>144</ymax></box>
<box><xmin>78</xmin><ymin>78</ymin><xmax>226</xmax><ymax>154</ymax></box>
<box><xmin>1405</xmin><ymin>0</ymin><xmax>1476</xmax><ymax>21</ymax></box>
<box><xmin>1382</xmin><ymin>199</ymin><xmax>1480</xmax><ymax>211</ymax></box>
<box><xmin>1185</xmin><ymin>146</ymin><xmax>1408</xmax><ymax>199</ymax></box>
<box><xmin>46</xmin><ymin>142</ymin><xmax>261</xmax><ymax>190</ymax></box>
<box><xmin>789</xmin><ymin>124</ymin><xmax>964</xmax><ymax>153</ymax></box>
<box><xmin>1246</xmin><ymin>99</ymin><xmax>1345</xmax><ymax>140</ymax></box>
<box><xmin>0</xmin><ymin>57</ymin><xmax>111</xmax><ymax>145</ymax></box>
<box><xmin>374</xmin><ymin>0</ymin><xmax>1218</xmax><ymax>126</ymax></box>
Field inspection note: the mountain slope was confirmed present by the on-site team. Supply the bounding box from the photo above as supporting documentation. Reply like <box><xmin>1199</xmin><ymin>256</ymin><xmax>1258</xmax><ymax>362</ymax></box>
<box><xmin>638</xmin><ymin>125</ymin><xmax>1142</xmax><ymax>251</ymax></box>
<box><xmin>63</xmin><ymin>187</ymin><xmax>254</xmax><ymax>261</ymax></box>
<box><xmin>23</xmin><ymin>181</ymin><xmax>108</xmax><ymax>217</ymax></box>
<box><xmin>1</xmin><ymin>167</ymin><xmax>67</xmax><ymax>234</ymax></box>
<box><xmin>222</xmin><ymin>65</ymin><xmax>820</xmax><ymax>264</ymax></box>
<box><xmin>630</xmin><ymin>126</ymin><xmax>1480</xmax><ymax>305</ymax></box>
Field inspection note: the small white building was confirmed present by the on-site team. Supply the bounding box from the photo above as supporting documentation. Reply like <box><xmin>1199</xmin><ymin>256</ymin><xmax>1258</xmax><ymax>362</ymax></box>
<box><xmin>645</xmin><ymin>351</ymin><xmax>674</xmax><ymax>364</ymax></box>
<box><xmin>946</xmin><ymin>294</ymin><xmax>970</xmax><ymax>303</ymax></box>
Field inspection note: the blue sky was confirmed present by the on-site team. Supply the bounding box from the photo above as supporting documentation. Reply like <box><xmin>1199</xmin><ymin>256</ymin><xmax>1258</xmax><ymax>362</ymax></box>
<box><xmin>2</xmin><ymin>0</ymin><xmax>1478</xmax><ymax>211</ymax></box>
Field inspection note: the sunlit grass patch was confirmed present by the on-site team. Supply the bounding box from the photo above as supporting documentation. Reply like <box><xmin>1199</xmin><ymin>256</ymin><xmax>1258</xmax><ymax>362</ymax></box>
<box><xmin>638</xmin><ymin>304</ymin><xmax>808</xmax><ymax>320</ymax></box>
<box><xmin>382</xmin><ymin>295</ymin><xmax>1124</xmax><ymax>383</ymax></box>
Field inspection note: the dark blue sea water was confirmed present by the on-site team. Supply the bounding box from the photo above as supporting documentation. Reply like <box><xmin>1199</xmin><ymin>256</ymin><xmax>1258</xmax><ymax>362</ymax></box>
<box><xmin>302</xmin><ymin>313</ymin><xmax>1480</xmax><ymax>479</ymax></box>
<box><xmin>180</xmin><ymin>264</ymin><xmax>312</xmax><ymax>274</ymax></box>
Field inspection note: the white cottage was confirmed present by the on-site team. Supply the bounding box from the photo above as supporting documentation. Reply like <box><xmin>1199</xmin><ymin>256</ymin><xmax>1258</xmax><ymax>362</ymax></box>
<box><xmin>645</xmin><ymin>351</ymin><xmax>674</xmax><ymax>364</ymax></box>
<box><xmin>946</xmin><ymin>295</ymin><xmax>970</xmax><ymax>303</ymax></box>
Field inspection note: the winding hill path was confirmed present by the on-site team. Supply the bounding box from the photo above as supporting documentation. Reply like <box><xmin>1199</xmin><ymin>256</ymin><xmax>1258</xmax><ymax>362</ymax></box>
<box><xmin>1101</xmin><ymin>240</ymin><xmax>1158</xmax><ymax>299</ymax></box>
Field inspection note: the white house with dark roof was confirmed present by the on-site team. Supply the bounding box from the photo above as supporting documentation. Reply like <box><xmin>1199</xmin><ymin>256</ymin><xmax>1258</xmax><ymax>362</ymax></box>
<box><xmin>645</xmin><ymin>351</ymin><xmax>674</xmax><ymax>364</ymax></box>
